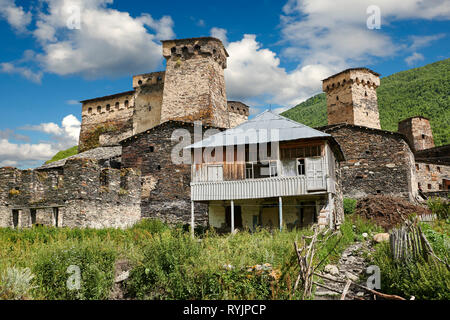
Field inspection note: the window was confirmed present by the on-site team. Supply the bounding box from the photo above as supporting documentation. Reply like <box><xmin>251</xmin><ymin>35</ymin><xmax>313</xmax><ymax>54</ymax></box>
<box><xmin>115</xmin><ymin>102</ymin><xmax>119</xmax><ymax>109</ymax></box>
<box><xmin>30</xmin><ymin>209</ymin><xmax>36</xmax><ymax>225</ymax></box>
<box><xmin>422</xmin><ymin>134</ymin><xmax>425</xmax><ymax>139</ymax></box>
<box><xmin>245</xmin><ymin>161</ymin><xmax>277</xmax><ymax>179</ymax></box>
<box><xmin>415</xmin><ymin>164</ymin><xmax>419</xmax><ymax>170</ymax></box>
<box><xmin>148</xmin><ymin>105</ymin><xmax>152</xmax><ymax>112</ymax></box>
<box><xmin>365</xmin><ymin>91</ymin><xmax>368</xmax><ymax>96</ymax></box>
<box><xmin>53</xmin><ymin>208</ymin><xmax>59</xmax><ymax>227</ymax></box>
<box><xmin>437</xmin><ymin>166</ymin><xmax>441</xmax><ymax>172</ymax></box>
<box><xmin>88</xmin><ymin>107</ymin><xmax>92</xmax><ymax>114</ymax></box>
<box><xmin>157</xmin><ymin>76</ymin><xmax>162</xmax><ymax>81</ymax></box>
<box><xmin>428</xmin><ymin>184</ymin><xmax>432</xmax><ymax>190</ymax></box>
<box><xmin>12</xmin><ymin>210</ymin><xmax>19</xmax><ymax>228</ymax></box>
<box><xmin>280</xmin><ymin>145</ymin><xmax>322</xmax><ymax>159</ymax></box>
<box><xmin>138</xmin><ymin>80</ymin><xmax>143</xmax><ymax>85</ymax></box>
<box><xmin>124</xmin><ymin>100</ymin><xmax>129</xmax><ymax>108</ymax></box>
<box><xmin>106</xmin><ymin>104</ymin><xmax>110</xmax><ymax>111</ymax></box>
<box><xmin>297</xmin><ymin>159</ymin><xmax>305</xmax><ymax>175</ymax></box>
<box><xmin>336</xmin><ymin>96</ymin><xmax>339</xmax><ymax>101</ymax></box>
<box><xmin>149</xmin><ymin>146</ymin><xmax>154</xmax><ymax>152</ymax></box>
<box><xmin>97</xmin><ymin>106</ymin><xmax>101</xmax><ymax>113</ymax></box>
<box><xmin>426</xmin><ymin>165</ymin><xmax>430</xmax><ymax>172</ymax></box>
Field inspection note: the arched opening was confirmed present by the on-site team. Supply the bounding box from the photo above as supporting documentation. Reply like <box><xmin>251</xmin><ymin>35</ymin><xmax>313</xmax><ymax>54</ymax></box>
<box><xmin>97</xmin><ymin>106</ymin><xmax>101</xmax><ymax>113</ymax></box>
<box><xmin>115</xmin><ymin>102</ymin><xmax>119</xmax><ymax>109</ymax></box>
<box><xmin>124</xmin><ymin>100</ymin><xmax>129</xmax><ymax>108</ymax></box>
<box><xmin>88</xmin><ymin>107</ymin><xmax>92</xmax><ymax>114</ymax></box>
<box><xmin>106</xmin><ymin>104</ymin><xmax>110</xmax><ymax>111</ymax></box>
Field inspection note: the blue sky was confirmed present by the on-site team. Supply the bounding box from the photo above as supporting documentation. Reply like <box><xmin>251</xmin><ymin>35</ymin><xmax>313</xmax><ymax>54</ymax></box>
<box><xmin>0</xmin><ymin>0</ymin><xmax>449</xmax><ymax>168</ymax></box>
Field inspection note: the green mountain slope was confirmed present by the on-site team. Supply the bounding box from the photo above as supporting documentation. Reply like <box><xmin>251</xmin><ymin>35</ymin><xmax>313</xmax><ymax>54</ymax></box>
<box><xmin>282</xmin><ymin>58</ymin><xmax>450</xmax><ymax>146</ymax></box>
<box><xmin>45</xmin><ymin>146</ymin><xmax>78</xmax><ymax>164</ymax></box>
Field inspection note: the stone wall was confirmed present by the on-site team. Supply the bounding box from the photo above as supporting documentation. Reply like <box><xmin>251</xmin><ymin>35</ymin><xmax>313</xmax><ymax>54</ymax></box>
<box><xmin>160</xmin><ymin>37</ymin><xmax>230</xmax><ymax>128</ymax></box>
<box><xmin>0</xmin><ymin>158</ymin><xmax>141</xmax><ymax>229</ymax></box>
<box><xmin>320</xmin><ymin>124</ymin><xmax>418</xmax><ymax>201</ymax></box>
<box><xmin>323</xmin><ymin>68</ymin><xmax>381</xmax><ymax>129</ymax></box>
<box><xmin>79</xmin><ymin>91</ymin><xmax>135</xmax><ymax>152</ymax></box>
<box><xmin>227</xmin><ymin>101</ymin><xmax>249</xmax><ymax>127</ymax></box>
<box><xmin>415</xmin><ymin>161</ymin><xmax>450</xmax><ymax>193</ymax></box>
<box><xmin>398</xmin><ymin>117</ymin><xmax>435</xmax><ymax>152</ymax></box>
<box><xmin>121</xmin><ymin>121</ymin><xmax>220</xmax><ymax>226</ymax></box>
<box><xmin>132</xmin><ymin>71</ymin><xmax>165</xmax><ymax>135</ymax></box>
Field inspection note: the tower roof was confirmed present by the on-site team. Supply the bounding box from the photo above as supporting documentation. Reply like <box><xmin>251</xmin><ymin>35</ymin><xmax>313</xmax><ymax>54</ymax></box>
<box><xmin>322</xmin><ymin>68</ymin><xmax>380</xmax><ymax>82</ymax></box>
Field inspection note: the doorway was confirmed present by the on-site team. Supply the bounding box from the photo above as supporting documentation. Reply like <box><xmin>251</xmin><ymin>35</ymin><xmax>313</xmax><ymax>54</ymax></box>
<box><xmin>30</xmin><ymin>209</ymin><xmax>36</xmax><ymax>226</ymax></box>
<box><xmin>225</xmin><ymin>205</ymin><xmax>242</xmax><ymax>229</ymax></box>
<box><xmin>12</xmin><ymin>210</ymin><xmax>19</xmax><ymax>228</ymax></box>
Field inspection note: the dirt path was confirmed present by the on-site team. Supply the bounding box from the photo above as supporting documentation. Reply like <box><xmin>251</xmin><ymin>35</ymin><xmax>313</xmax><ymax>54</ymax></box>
<box><xmin>314</xmin><ymin>240</ymin><xmax>375</xmax><ymax>300</ymax></box>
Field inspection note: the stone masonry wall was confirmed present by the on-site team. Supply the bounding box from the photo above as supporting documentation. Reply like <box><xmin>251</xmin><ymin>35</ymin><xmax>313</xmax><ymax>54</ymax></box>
<box><xmin>121</xmin><ymin>121</ymin><xmax>220</xmax><ymax>226</ymax></box>
<box><xmin>323</xmin><ymin>69</ymin><xmax>381</xmax><ymax>129</ymax></box>
<box><xmin>227</xmin><ymin>101</ymin><xmax>249</xmax><ymax>127</ymax></box>
<box><xmin>160</xmin><ymin>38</ymin><xmax>231</xmax><ymax>129</ymax></box>
<box><xmin>398</xmin><ymin>117</ymin><xmax>435</xmax><ymax>152</ymax></box>
<box><xmin>79</xmin><ymin>91</ymin><xmax>135</xmax><ymax>152</ymax></box>
<box><xmin>0</xmin><ymin>158</ymin><xmax>141</xmax><ymax>229</ymax></box>
<box><xmin>415</xmin><ymin>161</ymin><xmax>450</xmax><ymax>193</ymax></box>
<box><xmin>321</xmin><ymin>125</ymin><xmax>418</xmax><ymax>201</ymax></box>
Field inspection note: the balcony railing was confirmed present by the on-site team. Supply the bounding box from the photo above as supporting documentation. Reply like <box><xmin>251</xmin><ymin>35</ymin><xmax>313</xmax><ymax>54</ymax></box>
<box><xmin>191</xmin><ymin>175</ymin><xmax>326</xmax><ymax>201</ymax></box>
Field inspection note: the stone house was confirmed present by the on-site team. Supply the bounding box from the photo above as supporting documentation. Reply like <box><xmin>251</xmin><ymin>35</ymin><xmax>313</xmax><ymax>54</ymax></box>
<box><xmin>186</xmin><ymin>111</ymin><xmax>345</xmax><ymax>231</ymax></box>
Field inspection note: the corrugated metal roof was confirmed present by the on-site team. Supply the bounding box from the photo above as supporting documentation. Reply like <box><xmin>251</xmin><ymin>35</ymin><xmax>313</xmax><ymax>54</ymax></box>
<box><xmin>185</xmin><ymin>110</ymin><xmax>331</xmax><ymax>149</ymax></box>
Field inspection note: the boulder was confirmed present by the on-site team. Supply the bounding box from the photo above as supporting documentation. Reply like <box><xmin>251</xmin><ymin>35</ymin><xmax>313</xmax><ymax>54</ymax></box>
<box><xmin>324</xmin><ymin>264</ymin><xmax>339</xmax><ymax>276</ymax></box>
<box><xmin>373</xmin><ymin>233</ymin><xmax>390</xmax><ymax>243</ymax></box>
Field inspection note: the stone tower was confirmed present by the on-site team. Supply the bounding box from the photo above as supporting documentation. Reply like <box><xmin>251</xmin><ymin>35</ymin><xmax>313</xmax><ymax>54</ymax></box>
<box><xmin>160</xmin><ymin>37</ymin><xmax>231</xmax><ymax>128</ymax></box>
<box><xmin>323</xmin><ymin>68</ymin><xmax>381</xmax><ymax>129</ymax></box>
<box><xmin>398</xmin><ymin>116</ymin><xmax>435</xmax><ymax>152</ymax></box>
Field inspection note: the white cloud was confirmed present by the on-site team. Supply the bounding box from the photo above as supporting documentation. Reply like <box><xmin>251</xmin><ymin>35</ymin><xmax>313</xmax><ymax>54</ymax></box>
<box><xmin>66</xmin><ymin>99</ymin><xmax>80</xmax><ymax>105</ymax></box>
<box><xmin>30</xmin><ymin>0</ymin><xmax>175</xmax><ymax>78</ymax></box>
<box><xmin>0</xmin><ymin>0</ymin><xmax>32</xmax><ymax>33</ymax></box>
<box><xmin>405</xmin><ymin>52</ymin><xmax>425</xmax><ymax>66</ymax></box>
<box><xmin>224</xmin><ymin>34</ymin><xmax>331</xmax><ymax>107</ymax></box>
<box><xmin>0</xmin><ymin>62</ymin><xmax>43</xmax><ymax>83</ymax></box>
<box><xmin>2</xmin><ymin>114</ymin><xmax>81</xmax><ymax>168</ymax></box>
<box><xmin>210</xmin><ymin>27</ymin><xmax>228</xmax><ymax>46</ymax></box>
<box><xmin>409</xmin><ymin>34</ymin><xmax>446</xmax><ymax>51</ymax></box>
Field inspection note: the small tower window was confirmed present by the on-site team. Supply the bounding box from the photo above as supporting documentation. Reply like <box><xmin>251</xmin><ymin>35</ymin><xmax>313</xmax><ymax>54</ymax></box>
<box><xmin>415</xmin><ymin>164</ymin><xmax>419</xmax><ymax>170</ymax></box>
<box><xmin>115</xmin><ymin>102</ymin><xmax>119</xmax><ymax>109</ymax></box>
<box><xmin>437</xmin><ymin>166</ymin><xmax>441</xmax><ymax>172</ymax></box>
<box><xmin>426</xmin><ymin>165</ymin><xmax>430</xmax><ymax>172</ymax></box>
<box><xmin>365</xmin><ymin>91</ymin><xmax>368</xmax><ymax>96</ymax></box>
<box><xmin>148</xmin><ymin>105</ymin><xmax>152</xmax><ymax>112</ymax></box>
<box><xmin>124</xmin><ymin>100</ymin><xmax>129</xmax><ymax>108</ymax></box>
<box><xmin>97</xmin><ymin>106</ymin><xmax>101</xmax><ymax>113</ymax></box>
<box><xmin>88</xmin><ymin>107</ymin><xmax>92</xmax><ymax>114</ymax></box>
<box><xmin>138</xmin><ymin>80</ymin><xmax>143</xmax><ymax>85</ymax></box>
<box><xmin>157</xmin><ymin>76</ymin><xmax>162</xmax><ymax>81</ymax></box>
<box><xmin>149</xmin><ymin>146</ymin><xmax>154</xmax><ymax>152</ymax></box>
<box><xmin>428</xmin><ymin>184</ymin><xmax>432</xmax><ymax>190</ymax></box>
<box><xmin>171</xmin><ymin>47</ymin><xmax>176</xmax><ymax>54</ymax></box>
<box><xmin>106</xmin><ymin>104</ymin><xmax>110</xmax><ymax>111</ymax></box>
<box><xmin>422</xmin><ymin>134</ymin><xmax>425</xmax><ymax>139</ymax></box>
<box><xmin>336</xmin><ymin>96</ymin><xmax>339</xmax><ymax>101</ymax></box>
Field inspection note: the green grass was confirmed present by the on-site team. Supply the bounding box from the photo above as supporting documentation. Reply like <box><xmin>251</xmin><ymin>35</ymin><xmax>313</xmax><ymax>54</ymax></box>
<box><xmin>282</xmin><ymin>58</ymin><xmax>450</xmax><ymax>146</ymax></box>
<box><xmin>0</xmin><ymin>216</ymin><xmax>381</xmax><ymax>300</ymax></box>
<box><xmin>45</xmin><ymin>146</ymin><xmax>78</xmax><ymax>164</ymax></box>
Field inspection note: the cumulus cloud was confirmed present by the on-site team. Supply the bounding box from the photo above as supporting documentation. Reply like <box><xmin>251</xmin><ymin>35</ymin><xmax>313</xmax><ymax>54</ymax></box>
<box><xmin>31</xmin><ymin>0</ymin><xmax>175</xmax><ymax>78</ymax></box>
<box><xmin>210</xmin><ymin>27</ymin><xmax>228</xmax><ymax>46</ymax></box>
<box><xmin>0</xmin><ymin>115</ymin><xmax>81</xmax><ymax>168</ymax></box>
<box><xmin>405</xmin><ymin>52</ymin><xmax>425</xmax><ymax>66</ymax></box>
<box><xmin>0</xmin><ymin>0</ymin><xmax>32</xmax><ymax>33</ymax></box>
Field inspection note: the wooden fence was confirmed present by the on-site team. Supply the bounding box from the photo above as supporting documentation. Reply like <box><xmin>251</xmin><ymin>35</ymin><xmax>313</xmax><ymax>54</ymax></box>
<box><xmin>389</xmin><ymin>225</ymin><xmax>426</xmax><ymax>262</ymax></box>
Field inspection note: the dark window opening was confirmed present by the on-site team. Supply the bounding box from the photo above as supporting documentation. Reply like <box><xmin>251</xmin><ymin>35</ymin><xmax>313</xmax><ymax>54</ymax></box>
<box><xmin>213</xmin><ymin>49</ymin><xmax>217</xmax><ymax>54</ymax></box>
<box><xmin>245</xmin><ymin>161</ymin><xmax>277</xmax><ymax>179</ymax></box>
<box><xmin>106</xmin><ymin>104</ymin><xmax>110</xmax><ymax>111</ymax></box>
<box><xmin>115</xmin><ymin>102</ymin><xmax>119</xmax><ymax>109</ymax></box>
<box><xmin>376</xmin><ymin>190</ymin><xmax>381</xmax><ymax>194</ymax></box>
<box><xmin>365</xmin><ymin>91</ymin><xmax>368</xmax><ymax>96</ymax></box>
<box><xmin>336</xmin><ymin>96</ymin><xmax>339</xmax><ymax>101</ymax></box>
<box><xmin>100</xmin><ymin>171</ymin><xmax>108</xmax><ymax>186</ymax></box>
<box><xmin>280</xmin><ymin>145</ymin><xmax>322</xmax><ymax>159</ymax></box>
<box><xmin>437</xmin><ymin>166</ymin><xmax>441</xmax><ymax>172</ymax></box>
<box><xmin>225</xmin><ymin>206</ymin><xmax>243</xmax><ymax>230</ymax></box>
<box><xmin>148</xmin><ymin>105</ymin><xmax>152</xmax><ymax>112</ymax></box>
<box><xmin>53</xmin><ymin>208</ymin><xmax>59</xmax><ymax>227</ymax></box>
<box><xmin>415</xmin><ymin>164</ymin><xmax>419</xmax><ymax>170</ymax></box>
<box><xmin>97</xmin><ymin>106</ymin><xmax>101</xmax><ymax>113</ymax></box>
<box><xmin>157</xmin><ymin>165</ymin><xmax>161</xmax><ymax>170</ymax></box>
<box><xmin>422</xmin><ymin>134</ymin><xmax>425</xmax><ymax>139</ymax></box>
<box><xmin>88</xmin><ymin>107</ymin><xmax>92</xmax><ymax>114</ymax></box>
<box><xmin>149</xmin><ymin>146</ymin><xmax>154</xmax><ymax>152</ymax></box>
<box><xmin>138</xmin><ymin>80</ymin><xmax>143</xmax><ymax>85</ymax></box>
<box><xmin>124</xmin><ymin>100</ymin><xmax>129</xmax><ymax>108</ymax></box>
<box><xmin>426</xmin><ymin>165</ymin><xmax>430</xmax><ymax>172</ymax></box>
<box><xmin>356</xmin><ymin>175</ymin><xmax>363</xmax><ymax>179</ymax></box>
<box><xmin>30</xmin><ymin>209</ymin><xmax>36</xmax><ymax>225</ymax></box>
<box><xmin>157</xmin><ymin>76</ymin><xmax>162</xmax><ymax>81</ymax></box>
<box><xmin>12</xmin><ymin>210</ymin><xmax>19</xmax><ymax>228</ymax></box>
<box><xmin>171</xmin><ymin>47</ymin><xmax>176</xmax><ymax>53</ymax></box>
<box><xmin>194</xmin><ymin>45</ymin><xmax>201</xmax><ymax>51</ymax></box>
<box><xmin>297</xmin><ymin>159</ymin><xmax>305</xmax><ymax>175</ymax></box>
<box><xmin>182</xmin><ymin>46</ymin><xmax>188</xmax><ymax>54</ymax></box>
<box><xmin>428</xmin><ymin>184</ymin><xmax>432</xmax><ymax>190</ymax></box>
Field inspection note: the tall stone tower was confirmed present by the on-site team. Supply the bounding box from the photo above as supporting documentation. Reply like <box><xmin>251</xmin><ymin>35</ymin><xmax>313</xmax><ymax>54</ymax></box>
<box><xmin>323</xmin><ymin>68</ymin><xmax>381</xmax><ymax>129</ymax></box>
<box><xmin>398</xmin><ymin>116</ymin><xmax>435</xmax><ymax>152</ymax></box>
<box><xmin>160</xmin><ymin>37</ymin><xmax>231</xmax><ymax>128</ymax></box>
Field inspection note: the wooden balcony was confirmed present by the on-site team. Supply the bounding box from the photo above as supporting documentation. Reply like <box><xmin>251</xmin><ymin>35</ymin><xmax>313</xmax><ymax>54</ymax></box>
<box><xmin>191</xmin><ymin>175</ymin><xmax>327</xmax><ymax>201</ymax></box>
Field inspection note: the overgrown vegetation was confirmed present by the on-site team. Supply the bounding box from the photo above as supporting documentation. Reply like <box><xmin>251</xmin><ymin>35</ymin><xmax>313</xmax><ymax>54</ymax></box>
<box><xmin>343</xmin><ymin>198</ymin><xmax>357</xmax><ymax>215</ymax></box>
<box><xmin>45</xmin><ymin>146</ymin><xmax>78</xmax><ymax>164</ymax></box>
<box><xmin>282</xmin><ymin>58</ymin><xmax>450</xmax><ymax>146</ymax></box>
<box><xmin>427</xmin><ymin>197</ymin><xmax>449</xmax><ymax>220</ymax></box>
<box><xmin>370</xmin><ymin>218</ymin><xmax>450</xmax><ymax>300</ymax></box>
<box><xmin>0</xmin><ymin>216</ymin><xmax>380</xmax><ymax>300</ymax></box>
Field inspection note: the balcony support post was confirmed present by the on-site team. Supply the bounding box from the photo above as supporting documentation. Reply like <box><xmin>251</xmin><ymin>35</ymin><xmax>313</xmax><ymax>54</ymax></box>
<box><xmin>279</xmin><ymin>196</ymin><xmax>283</xmax><ymax>231</ymax></box>
<box><xmin>231</xmin><ymin>200</ymin><xmax>235</xmax><ymax>234</ymax></box>
<box><xmin>191</xmin><ymin>201</ymin><xmax>195</xmax><ymax>238</ymax></box>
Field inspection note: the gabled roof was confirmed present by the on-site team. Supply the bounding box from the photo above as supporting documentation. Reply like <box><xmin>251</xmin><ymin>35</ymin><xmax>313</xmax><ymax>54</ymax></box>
<box><xmin>185</xmin><ymin>110</ymin><xmax>332</xmax><ymax>149</ymax></box>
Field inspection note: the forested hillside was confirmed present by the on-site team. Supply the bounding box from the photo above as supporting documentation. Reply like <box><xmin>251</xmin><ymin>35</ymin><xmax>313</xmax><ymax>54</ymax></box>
<box><xmin>282</xmin><ymin>58</ymin><xmax>450</xmax><ymax>146</ymax></box>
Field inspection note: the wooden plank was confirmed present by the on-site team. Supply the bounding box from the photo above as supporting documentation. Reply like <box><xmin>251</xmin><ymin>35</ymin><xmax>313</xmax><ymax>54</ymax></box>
<box><xmin>340</xmin><ymin>280</ymin><xmax>352</xmax><ymax>300</ymax></box>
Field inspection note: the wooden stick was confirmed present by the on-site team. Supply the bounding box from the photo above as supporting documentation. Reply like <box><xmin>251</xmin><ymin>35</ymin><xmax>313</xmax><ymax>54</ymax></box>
<box><xmin>314</xmin><ymin>272</ymin><xmax>406</xmax><ymax>300</ymax></box>
<box><xmin>312</xmin><ymin>281</ymin><xmax>364</xmax><ymax>300</ymax></box>
<box><xmin>340</xmin><ymin>280</ymin><xmax>352</xmax><ymax>300</ymax></box>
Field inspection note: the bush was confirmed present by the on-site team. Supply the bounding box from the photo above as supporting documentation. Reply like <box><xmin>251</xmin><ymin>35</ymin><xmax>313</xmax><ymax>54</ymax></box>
<box><xmin>371</xmin><ymin>242</ymin><xmax>450</xmax><ymax>299</ymax></box>
<box><xmin>0</xmin><ymin>267</ymin><xmax>35</xmax><ymax>300</ymax></box>
<box><xmin>343</xmin><ymin>198</ymin><xmax>357</xmax><ymax>215</ymax></box>
<box><xmin>33</xmin><ymin>242</ymin><xmax>116</xmax><ymax>300</ymax></box>
<box><xmin>427</xmin><ymin>197</ymin><xmax>449</xmax><ymax>220</ymax></box>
